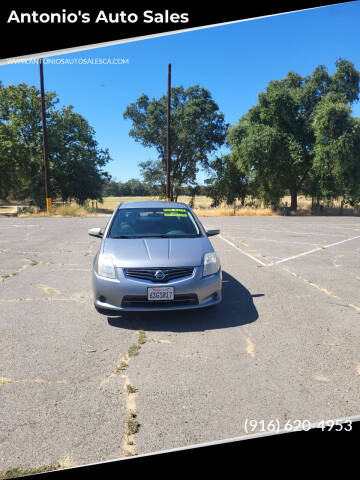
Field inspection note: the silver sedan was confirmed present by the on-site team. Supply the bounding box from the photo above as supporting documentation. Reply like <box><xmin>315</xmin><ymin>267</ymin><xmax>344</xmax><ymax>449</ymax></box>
<box><xmin>89</xmin><ymin>201</ymin><xmax>222</xmax><ymax>314</ymax></box>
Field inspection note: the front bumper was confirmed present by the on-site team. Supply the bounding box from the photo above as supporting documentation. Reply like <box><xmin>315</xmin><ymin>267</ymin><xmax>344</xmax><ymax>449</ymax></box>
<box><xmin>93</xmin><ymin>266</ymin><xmax>222</xmax><ymax>312</ymax></box>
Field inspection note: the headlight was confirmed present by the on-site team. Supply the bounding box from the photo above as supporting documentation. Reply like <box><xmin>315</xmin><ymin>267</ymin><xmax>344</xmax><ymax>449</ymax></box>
<box><xmin>202</xmin><ymin>252</ymin><xmax>219</xmax><ymax>277</ymax></box>
<box><xmin>97</xmin><ymin>253</ymin><xmax>116</xmax><ymax>279</ymax></box>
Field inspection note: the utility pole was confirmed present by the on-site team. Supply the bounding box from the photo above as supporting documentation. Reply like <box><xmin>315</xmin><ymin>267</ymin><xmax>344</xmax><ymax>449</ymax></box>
<box><xmin>39</xmin><ymin>58</ymin><xmax>51</xmax><ymax>213</ymax></box>
<box><xmin>166</xmin><ymin>63</ymin><xmax>171</xmax><ymax>202</ymax></box>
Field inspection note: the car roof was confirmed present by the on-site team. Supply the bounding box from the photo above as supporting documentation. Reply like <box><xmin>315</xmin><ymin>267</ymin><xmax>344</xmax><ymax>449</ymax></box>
<box><xmin>118</xmin><ymin>201</ymin><xmax>189</xmax><ymax>209</ymax></box>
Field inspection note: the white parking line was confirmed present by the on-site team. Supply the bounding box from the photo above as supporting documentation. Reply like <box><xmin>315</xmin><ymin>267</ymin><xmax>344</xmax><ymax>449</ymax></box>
<box><xmin>0</xmin><ymin>224</ymin><xmax>40</xmax><ymax>228</ymax></box>
<box><xmin>218</xmin><ymin>235</ymin><xmax>269</xmax><ymax>266</ymax></box>
<box><xmin>275</xmin><ymin>247</ymin><xmax>323</xmax><ymax>264</ymax></box>
<box><xmin>218</xmin><ymin>233</ymin><xmax>360</xmax><ymax>267</ymax></box>
<box><xmin>275</xmin><ymin>235</ymin><xmax>360</xmax><ymax>265</ymax></box>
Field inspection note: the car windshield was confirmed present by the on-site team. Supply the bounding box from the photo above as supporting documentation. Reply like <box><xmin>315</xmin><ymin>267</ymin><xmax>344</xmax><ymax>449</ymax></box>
<box><xmin>108</xmin><ymin>207</ymin><xmax>201</xmax><ymax>238</ymax></box>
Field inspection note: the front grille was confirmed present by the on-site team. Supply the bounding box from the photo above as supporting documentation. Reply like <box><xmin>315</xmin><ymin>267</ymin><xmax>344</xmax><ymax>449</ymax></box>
<box><xmin>124</xmin><ymin>267</ymin><xmax>194</xmax><ymax>283</ymax></box>
<box><xmin>122</xmin><ymin>294</ymin><xmax>198</xmax><ymax>308</ymax></box>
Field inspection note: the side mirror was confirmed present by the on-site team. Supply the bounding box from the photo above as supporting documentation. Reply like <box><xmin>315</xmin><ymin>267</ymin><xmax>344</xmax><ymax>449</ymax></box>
<box><xmin>88</xmin><ymin>227</ymin><xmax>103</xmax><ymax>238</ymax></box>
<box><xmin>206</xmin><ymin>229</ymin><xmax>220</xmax><ymax>237</ymax></box>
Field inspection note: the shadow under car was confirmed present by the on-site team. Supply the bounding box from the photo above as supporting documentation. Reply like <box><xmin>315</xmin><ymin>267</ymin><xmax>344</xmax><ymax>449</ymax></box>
<box><xmin>107</xmin><ymin>271</ymin><xmax>261</xmax><ymax>333</ymax></box>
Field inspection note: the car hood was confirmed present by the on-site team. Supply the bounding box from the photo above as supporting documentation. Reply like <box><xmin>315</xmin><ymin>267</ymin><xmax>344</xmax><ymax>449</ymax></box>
<box><xmin>102</xmin><ymin>236</ymin><xmax>212</xmax><ymax>268</ymax></box>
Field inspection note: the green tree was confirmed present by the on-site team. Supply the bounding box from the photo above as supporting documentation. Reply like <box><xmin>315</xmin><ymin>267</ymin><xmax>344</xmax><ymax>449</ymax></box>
<box><xmin>138</xmin><ymin>159</ymin><xmax>166</xmax><ymax>197</ymax></box>
<box><xmin>0</xmin><ymin>83</ymin><xmax>110</xmax><ymax>206</ymax></box>
<box><xmin>205</xmin><ymin>155</ymin><xmax>250</xmax><ymax>207</ymax></box>
<box><xmin>103</xmin><ymin>177</ymin><xmax>121</xmax><ymax>196</ymax></box>
<box><xmin>227</xmin><ymin>59</ymin><xmax>360</xmax><ymax>211</ymax></box>
<box><xmin>119</xmin><ymin>178</ymin><xmax>151</xmax><ymax>196</ymax></box>
<box><xmin>0</xmin><ymin>122</ymin><xmax>20</xmax><ymax>200</ymax></box>
<box><xmin>124</xmin><ymin>85</ymin><xmax>227</xmax><ymax>201</ymax></box>
<box><xmin>48</xmin><ymin>105</ymin><xmax>110</xmax><ymax>205</ymax></box>
<box><xmin>312</xmin><ymin>97</ymin><xmax>360</xmax><ymax>212</ymax></box>
<box><xmin>0</xmin><ymin>82</ymin><xmax>57</xmax><ymax>201</ymax></box>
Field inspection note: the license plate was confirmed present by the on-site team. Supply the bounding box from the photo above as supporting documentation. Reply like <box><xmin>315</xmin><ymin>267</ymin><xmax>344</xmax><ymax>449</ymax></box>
<box><xmin>147</xmin><ymin>287</ymin><xmax>174</xmax><ymax>301</ymax></box>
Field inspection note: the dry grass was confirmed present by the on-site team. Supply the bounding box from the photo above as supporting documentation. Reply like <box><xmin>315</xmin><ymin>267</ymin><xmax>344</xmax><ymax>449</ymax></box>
<box><xmin>0</xmin><ymin>207</ymin><xmax>18</xmax><ymax>215</ymax></box>
<box><xmin>51</xmin><ymin>205</ymin><xmax>90</xmax><ymax>216</ymax></box>
<box><xmin>193</xmin><ymin>206</ymin><xmax>280</xmax><ymax>216</ymax></box>
<box><xmin>6</xmin><ymin>194</ymin><xmax>360</xmax><ymax>218</ymax></box>
<box><xmin>128</xmin><ymin>344</ymin><xmax>140</xmax><ymax>357</ymax></box>
<box><xmin>0</xmin><ymin>463</ymin><xmax>64</xmax><ymax>479</ymax></box>
<box><xmin>126</xmin><ymin>414</ymin><xmax>140</xmax><ymax>436</ymax></box>
<box><xmin>98</xmin><ymin>195</ymin><xmax>277</xmax><ymax>216</ymax></box>
<box><xmin>18</xmin><ymin>204</ymin><xmax>99</xmax><ymax>217</ymax></box>
<box><xmin>99</xmin><ymin>195</ymin><xmax>212</xmax><ymax>211</ymax></box>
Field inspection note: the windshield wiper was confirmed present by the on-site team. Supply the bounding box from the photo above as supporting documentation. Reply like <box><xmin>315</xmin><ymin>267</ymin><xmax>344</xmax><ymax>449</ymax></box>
<box><xmin>110</xmin><ymin>234</ymin><xmax>201</xmax><ymax>239</ymax></box>
<box><xmin>157</xmin><ymin>234</ymin><xmax>200</xmax><ymax>238</ymax></box>
<box><xmin>110</xmin><ymin>235</ymin><xmax>142</xmax><ymax>238</ymax></box>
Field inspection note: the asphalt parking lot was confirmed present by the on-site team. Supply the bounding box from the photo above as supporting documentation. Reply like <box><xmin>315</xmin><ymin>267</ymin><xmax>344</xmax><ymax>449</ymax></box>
<box><xmin>0</xmin><ymin>215</ymin><xmax>360</xmax><ymax>469</ymax></box>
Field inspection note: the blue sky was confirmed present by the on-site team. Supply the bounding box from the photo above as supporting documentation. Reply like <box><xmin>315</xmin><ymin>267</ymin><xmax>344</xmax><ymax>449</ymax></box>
<box><xmin>1</xmin><ymin>2</ymin><xmax>360</xmax><ymax>183</ymax></box>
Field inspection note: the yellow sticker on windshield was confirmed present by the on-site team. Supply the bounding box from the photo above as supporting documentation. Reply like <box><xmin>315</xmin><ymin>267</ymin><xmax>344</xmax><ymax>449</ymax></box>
<box><xmin>163</xmin><ymin>208</ymin><xmax>187</xmax><ymax>212</ymax></box>
<box><xmin>164</xmin><ymin>213</ymin><xmax>187</xmax><ymax>217</ymax></box>
<box><xmin>163</xmin><ymin>208</ymin><xmax>187</xmax><ymax>217</ymax></box>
